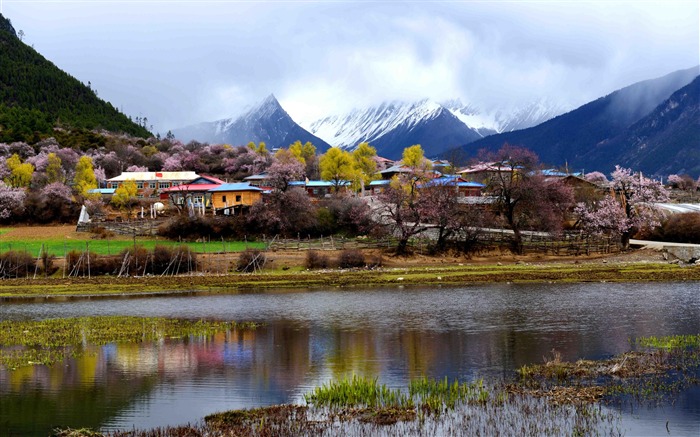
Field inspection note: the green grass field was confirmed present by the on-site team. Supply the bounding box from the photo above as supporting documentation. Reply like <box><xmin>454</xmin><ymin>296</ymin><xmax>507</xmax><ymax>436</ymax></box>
<box><xmin>0</xmin><ymin>238</ymin><xmax>266</xmax><ymax>256</ymax></box>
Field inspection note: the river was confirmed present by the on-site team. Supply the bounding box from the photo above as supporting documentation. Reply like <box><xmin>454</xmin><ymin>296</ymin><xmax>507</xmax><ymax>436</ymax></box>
<box><xmin>1</xmin><ymin>282</ymin><xmax>699</xmax><ymax>436</ymax></box>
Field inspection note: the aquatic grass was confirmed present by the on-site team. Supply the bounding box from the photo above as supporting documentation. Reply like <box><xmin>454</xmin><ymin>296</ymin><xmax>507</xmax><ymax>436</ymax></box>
<box><xmin>514</xmin><ymin>336</ymin><xmax>700</xmax><ymax>406</ymax></box>
<box><xmin>635</xmin><ymin>334</ymin><xmax>700</xmax><ymax>350</ymax></box>
<box><xmin>57</xmin><ymin>379</ymin><xmax>623</xmax><ymax>436</ymax></box>
<box><xmin>408</xmin><ymin>376</ymin><xmax>491</xmax><ymax>413</ymax></box>
<box><xmin>304</xmin><ymin>375</ymin><xmax>412</xmax><ymax>409</ymax></box>
<box><xmin>0</xmin><ymin>316</ymin><xmax>259</xmax><ymax>369</ymax></box>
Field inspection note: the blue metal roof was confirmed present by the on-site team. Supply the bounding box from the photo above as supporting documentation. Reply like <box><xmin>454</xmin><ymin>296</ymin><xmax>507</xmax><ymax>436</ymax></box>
<box><xmin>88</xmin><ymin>188</ymin><xmax>116</xmax><ymax>194</ymax></box>
<box><xmin>419</xmin><ymin>177</ymin><xmax>485</xmax><ymax>188</ymax></box>
<box><xmin>369</xmin><ymin>180</ymin><xmax>392</xmax><ymax>186</ymax></box>
<box><xmin>209</xmin><ymin>183</ymin><xmax>263</xmax><ymax>192</ymax></box>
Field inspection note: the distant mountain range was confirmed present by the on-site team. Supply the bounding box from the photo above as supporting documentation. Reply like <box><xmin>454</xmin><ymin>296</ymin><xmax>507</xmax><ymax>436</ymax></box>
<box><xmin>300</xmin><ymin>98</ymin><xmax>569</xmax><ymax>159</ymax></box>
<box><xmin>582</xmin><ymin>76</ymin><xmax>700</xmax><ymax>177</ymax></box>
<box><xmin>172</xmin><ymin>95</ymin><xmax>331</xmax><ymax>152</ymax></box>
<box><xmin>0</xmin><ymin>13</ymin><xmax>150</xmax><ymax>141</ymax></box>
<box><xmin>173</xmin><ymin>65</ymin><xmax>698</xmax><ymax>177</ymax></box>
<box><xmin>451</xmin><ymin>67</ymin><xmax>699</xmax><ymax>177</ymax></box>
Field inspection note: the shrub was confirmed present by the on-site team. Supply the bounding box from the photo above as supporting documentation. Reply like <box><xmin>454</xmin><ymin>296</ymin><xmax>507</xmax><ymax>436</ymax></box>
<box><xmin>644</xmin><ymin>212</ymin><xmax>700</xmax><ymax>244</ymax></box>
<box><xmin>366</xmin><ymin>252</ymin><xmax>383</xmax><ymax>268</ymax></box>
<box><xmin>39</xmin><ymin>251</ymin><xmax>57</xmax><ymax>277</ymax></box>
<box><xmin>89</xmin><ymin>226</ymin><xmax>114</xmax><ymax>239</ymax></box>
<box><xmin>0</xmin><ymin>250</ymin><xmax>35</xmax><ymax>278</ymax></box>
<box><xmin>65</xmin><ymin>250</ymin><xmax>105</xmax><ymax>276</ymax></box>
<box><xmin>151</xmin><ymin>244</ymin><xmax>197</xmax><ymax>275</ymax></box>
<box><xmin>158</xmin><ymin>216</ymin><xmax>248</xmax><ymax>241</ymax></box>
<box><xmin>305</xmin><ymin>250</ymin><xmax>330</xmax><ymax>269</ymax></box>
<box><xmin>236</xmin><ymin>249</ymin><xmax>266</xmax><ymax>273</ymax></box>
<box><xmin>338</xmin><ymin>249</ymin><xmax>365</xmax><ymax>269</ymax></box>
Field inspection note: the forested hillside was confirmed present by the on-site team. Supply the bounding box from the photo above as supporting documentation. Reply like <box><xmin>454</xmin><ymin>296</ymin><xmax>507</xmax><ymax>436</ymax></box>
<box><xmin>0</xmin><ymin>14</ymin><xmax>150</xmax><ymax>142</ymax></box>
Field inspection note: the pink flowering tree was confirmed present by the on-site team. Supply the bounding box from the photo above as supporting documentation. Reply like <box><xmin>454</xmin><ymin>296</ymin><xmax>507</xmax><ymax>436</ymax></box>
<box><xmin>584</xmin><ymin>171</ymin><xmax>608</xmax><ymax>184</ymax></box>
<box><xmin>574</xmin><ymin>197</ymin><xmax>629</xmax><ymax>239</ymax></box>
<box><xmin>267</xmin><ymin>150</ymin><xmax>305</xmax><ymax>192</ymax></box>
<box><xmin>125</xmin><ymin>165</ymin><xmax>149</xmax><ymax>172</ymax></box>
<box><xmin>93</xmin><ymin>167</ymin><xmax>107</xmax><ymax>186</ymax></box>
<box><xmin>667</xmin><ymin>174</ymin><xmax>697</xmax><ymax>191</ymax></box>
<box><xmin>577</xmin><ymin>166</ymin><xmax>669</xmax><ymax>248</ymax></box>
<box><xmin>0</xmin><ymin>181</ymin><xmax>26</xmax><ymax>221</ymax></box>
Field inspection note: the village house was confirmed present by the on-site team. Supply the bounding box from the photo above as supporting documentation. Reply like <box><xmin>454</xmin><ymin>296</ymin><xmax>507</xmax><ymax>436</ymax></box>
<box><xmin>208</xmin><ymin>182</ymin><xmax>264</xmax><ymax>214</ymax></box>
<box><xmin>289</xmin><ymin>180</ymin><xmax>352</xmax><ymax>198</ymax></box>
<box><xmin>159</xmin><ymin>175</ymin><xmax>225</xmax><ymax>209</ymax></box>
<box><xmin>457</xmin><ymin>163</ymin><xmax>515</xmax><ymax>185</ymax></box>
<box><xmin>369</xmin><ymin>179</ymin><xmax>392</xmax><ymax>195</ymax></box>
<box><xmin>419</xmin><ymin>176</ymin><xmax>485</xmax><ymax>197</ymax></box>
<box><xmin>243</xmin><ymin>173</ymin><xmax>271</xmax><ymax>188</ymax></box>
<box><xmin>105</xmin><ymin>171</ymin><xmax>199</xmax><ymax>199</ymax></box>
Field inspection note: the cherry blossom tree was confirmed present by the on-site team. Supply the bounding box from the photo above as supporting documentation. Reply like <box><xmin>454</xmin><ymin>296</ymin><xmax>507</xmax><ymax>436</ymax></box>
<box><xmin>25</xmin><ymin>182</ymin><xmax>76</xmax><ymax>223</ymax></box>
<box><xmin>667</xmin><ymin>174</ymin><xmax>697</xmax><ymax>191</ymax></box>
<box><xmin>247</xmin><ymin>188</ymin><xmax>317</xmax><ymax>236</ymax></box>
<box><xmin>267</xmin><ymin>153</ymin><xmax>305</xmax><ymax>192</ymax></box>
<box><xmin>125</xmin><ymin>165</ymin><xmax>149</xmax><ymax>172</ymax></box>
<box><xmin>482</xmin><ymin>145</ymin><xmax>573</xmax><ymax>253</ymax></box>
<box><xmin>610</xmin><ymin>165</ymin><xmax>669</xmax><ymax>247</ymax></box>
<box><xmin>578</xmin><ymin>166</ymin><xmax>669</xmax><ymax>248</ymax></box>
<box><xmin>418</xmin><ymin>181</ymin><xmax>462</xmax><ymax>252</ymax></box>
<box><xmin>0</xmin><ymin>181</ymin><xmax>26</xmax><ymax>221</ymax></box>
<box><xmin>584</xmin><ymin>171</ymin><xmax>608</xmax><ymax>184</ymax></box>
<box><xmin>574</xmin><ymin>197</ymin><xmax>629</xmax><ymax>239</ymax></box>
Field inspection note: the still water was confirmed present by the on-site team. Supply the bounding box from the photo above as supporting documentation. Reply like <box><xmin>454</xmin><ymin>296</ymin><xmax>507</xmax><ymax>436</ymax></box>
<box><xmin>1</xmin><ymin>282</ymin><xmax>699</xmax><ymax>436</ymax></box>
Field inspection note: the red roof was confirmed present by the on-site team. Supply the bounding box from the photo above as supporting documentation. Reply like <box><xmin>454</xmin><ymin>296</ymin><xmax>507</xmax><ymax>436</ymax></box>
<box><xmin>160</xmin><ymin>183</ymin><xmax>222</xmax><ymax>193</ymax></box>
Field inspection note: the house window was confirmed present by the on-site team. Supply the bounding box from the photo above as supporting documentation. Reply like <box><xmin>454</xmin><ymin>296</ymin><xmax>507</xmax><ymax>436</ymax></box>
<box><xmin>137</xmin><ymin>182</ymin><xmax>144</xmax><ymax>189</ymax></box>
<box><xmin>235</xmin><ymin>195</ymin><xmax>242</xmax><ymax>202</ymax></box>
<box><xmin>149</xmin><ymin>182</ymin><xmax>156</xmax><ymax>189</ymax></box>
<box><xmin>222</xmin><ymin>195</ymin><xmax>227</xmax><ymax>203</ymax></box>
<box><xmin>159</xmin><ymin>182</ymin><xmax>169</xmax><ymax>189</ymax></box>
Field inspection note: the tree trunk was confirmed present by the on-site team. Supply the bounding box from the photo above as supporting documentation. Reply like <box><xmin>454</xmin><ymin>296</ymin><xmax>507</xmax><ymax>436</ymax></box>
<box><xmin>511</xmin><ymin>228</ymin><xmax>523</xmax><ymax>254</ymax></box>
<box><xmin>396</xmin><ymin>237</ymin><xmax>409</xmax><ymax>255</ymax></box>
<box><xmin>620</xmin><ymin>231</ymin><xmax>631</xmax><ymax>250</ymax></box>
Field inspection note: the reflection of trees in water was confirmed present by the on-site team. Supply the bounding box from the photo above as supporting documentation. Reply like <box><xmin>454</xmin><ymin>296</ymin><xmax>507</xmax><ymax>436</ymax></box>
<box><xmin>1</xmin><ymin>289</ymin><xmax>696</xmax><ymax>434</ymax></box>
<box><xmin>0</xmin><ymin>351</ymin><xmax>159</xmax><ymax>436</ymax></box>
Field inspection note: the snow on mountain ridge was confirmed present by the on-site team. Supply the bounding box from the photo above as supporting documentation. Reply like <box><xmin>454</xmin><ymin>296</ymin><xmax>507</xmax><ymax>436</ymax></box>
<box><xmin>304</xmin><ymin>97</ymin><xmax>569</xmax><ymax>150</ymax></box>
<box><xmin>303</xmin><ymin>99</ymin><xmax>446</xmax><ymax>149</ymax></box>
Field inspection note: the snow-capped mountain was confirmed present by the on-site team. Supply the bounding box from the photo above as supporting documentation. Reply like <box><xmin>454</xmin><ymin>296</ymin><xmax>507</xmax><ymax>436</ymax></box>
<box><xmin>302</xmin><ymin>99</ymin><xmax>483</xmax><ymax>159</ymax></box>
<box><xmin>443</xmin><ymin>98</ymin><xmax>572</xmax><ymax>135</ymax></box>
<box><xmin>172</xmin><ymin>95</ymin><xmax>331</xmax><ymax>151</ymax></box>
<box><xmin>302</xmin><ymin>98</ymin><xmax>569</xmax><ymax>159</ymax></box>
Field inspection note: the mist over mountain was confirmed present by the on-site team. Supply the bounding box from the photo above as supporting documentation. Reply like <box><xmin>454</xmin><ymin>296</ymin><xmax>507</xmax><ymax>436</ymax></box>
<box><xmin>584</xmin><ymin>76</ymin><xmax>700</xmax><ymax>177</ymax></box>
<box><xmin>443</xmin><ymin>98</ymin><xmax>571</xmax><ymax>136</ymax></box>
<box><xmin>172</xmin><ymin>95</ymin><xmax>331</xmax><ymax>152</ymax></box>
<box><xmin>449</xmin><ymin>67</ymin><xmax>699</xmax><ymax>175</ymax></box>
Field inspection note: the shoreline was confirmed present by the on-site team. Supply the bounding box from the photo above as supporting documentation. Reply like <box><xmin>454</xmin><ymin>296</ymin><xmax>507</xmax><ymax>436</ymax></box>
<box><xmin>1</xmin><ymin>259</ymin><xmax>698</xmax><ymax>301</ymax></box>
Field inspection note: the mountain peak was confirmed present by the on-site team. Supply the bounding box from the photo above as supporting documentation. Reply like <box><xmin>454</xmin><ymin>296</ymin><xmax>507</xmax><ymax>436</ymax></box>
<box><xmin>244</xmin><ymin>94</ymin><xmax>284</xmax><ymax>120</ymax></box>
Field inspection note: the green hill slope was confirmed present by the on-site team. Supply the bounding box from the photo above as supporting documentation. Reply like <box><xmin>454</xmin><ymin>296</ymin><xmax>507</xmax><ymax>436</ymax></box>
<box><xmin>0</xmin><ymin>14</ymin><xmax>151</xmax><ymax>142</ymax></box>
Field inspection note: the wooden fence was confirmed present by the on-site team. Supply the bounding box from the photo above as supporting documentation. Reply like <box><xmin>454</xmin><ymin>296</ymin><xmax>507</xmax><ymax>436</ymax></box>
<box><xmin>263</xmin><ymin>231</ymin><xmax>621</xmax><ymax>256</ymax></box>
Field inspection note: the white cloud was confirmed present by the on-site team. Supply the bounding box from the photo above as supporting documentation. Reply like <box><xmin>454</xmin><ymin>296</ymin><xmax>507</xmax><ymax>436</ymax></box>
<box><xmin>4</xmin><ymin>1</ymin><xmax>698</xmax><ymax>133</ymax></box>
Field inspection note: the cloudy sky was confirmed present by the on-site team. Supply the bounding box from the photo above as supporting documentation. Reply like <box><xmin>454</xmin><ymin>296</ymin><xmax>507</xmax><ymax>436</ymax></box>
<box><xmin>3</xmin><ymin>0</ymin><xmax>698</xmax><ymax>134</ymax></box>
